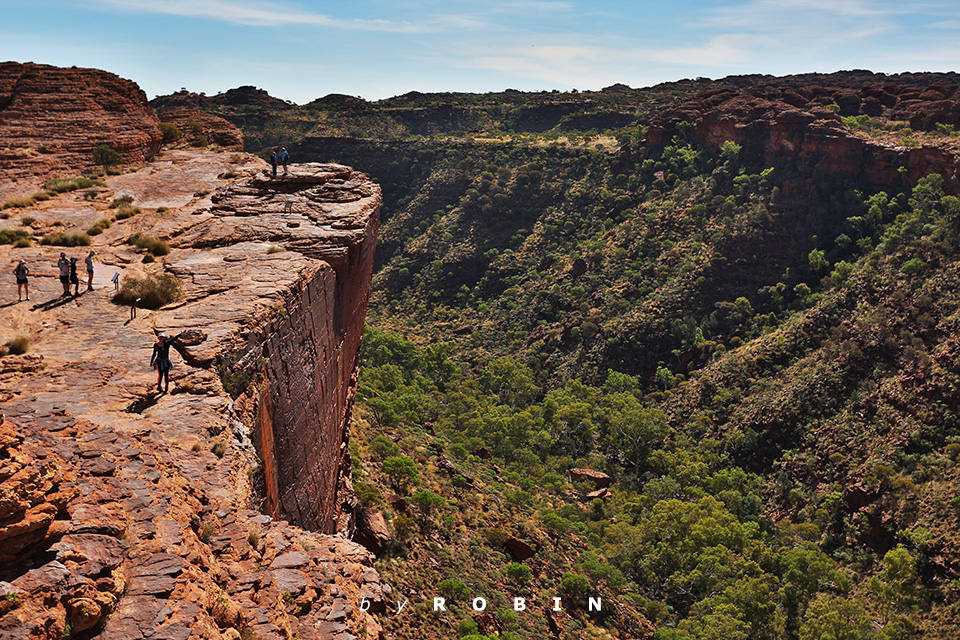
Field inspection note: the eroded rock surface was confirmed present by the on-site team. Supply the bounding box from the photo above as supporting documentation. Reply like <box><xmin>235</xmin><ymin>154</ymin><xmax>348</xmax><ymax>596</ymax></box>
<box><xmin>157</xmin><ymin>109</ymin><xmax>245</xmax><ymax>150</ymax></box>
<box><xmin>0</xmin><ymin>154</ymin><xmax>383</xmax><ymax>639</ymax></box>
<box><xmin>646</xmin><ymin>89</ymin><xmax>960</xmax><ymax>195</ymax></box>
<box><xmin>0</xmin><ymin>62</ymin><xmax>161</xmax><ymax>190</ymax></box>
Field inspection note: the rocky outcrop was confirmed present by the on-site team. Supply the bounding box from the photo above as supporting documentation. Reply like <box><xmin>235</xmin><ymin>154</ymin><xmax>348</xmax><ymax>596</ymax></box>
<box><xmin>569</xmin><ymin>468</ymin><xmax>611</xmax><ymax>488</ymax></box>
<box><xmin>0</xmin><ymin>62</ymin><xmax>161</xmax><ymax>182</ymax></box>
<box><xmin>0</xmin><ymin>150</ymin><xmax>382</xmax><ymax>638</ymax></box>
<box><xmin>157</xmin><ymin>108</ymin><xmax>244</xmax><ymax>149</ymax></box>
<box><xmin>645</xmin><ymin>90</ymin><xmax>960</xmax><ymax>195</ymax></box>
<box><xmin>177</xmin><ymin>165</ymin><xmax>379</xmax><ymax>536</ymax></box>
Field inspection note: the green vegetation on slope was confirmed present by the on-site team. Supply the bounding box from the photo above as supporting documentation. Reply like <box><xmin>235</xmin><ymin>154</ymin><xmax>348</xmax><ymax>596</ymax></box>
<box><xmin>350</xmin><ymin>138</ymin><xmax>960</xmax><ymax>638</ymax></box>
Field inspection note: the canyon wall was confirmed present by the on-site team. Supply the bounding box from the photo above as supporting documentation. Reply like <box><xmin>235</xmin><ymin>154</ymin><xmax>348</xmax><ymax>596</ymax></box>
<box><xmin>180</xmin><ymin>167</ymin><xmax>379</xmax><ymax>535</ymax></box>
<box><xmin>0</xmin><ymin>157</ymin><xmax>384</xmax><ymax>638</ymax></box>
<box><xmin>0</xmin><ymin>61</ymin><xmax>384</xmax><ymax>637</ymax></box>
<box><xmin>646</xmin><ymin>90</ymin><xmax>960</xmax><ymax>195</ymax></box>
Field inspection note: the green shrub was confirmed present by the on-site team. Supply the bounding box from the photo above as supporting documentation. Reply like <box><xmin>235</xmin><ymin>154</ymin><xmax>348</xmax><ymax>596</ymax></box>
<box><xmin>112</xmin><ymin>274</ymin><xmax>183</xmax><ymax>309</ymax></box>
<box><xmin>40</xmin><ymin>232</ymin><xmax>91</xmax><ymax>247</ymax></box>
<box><xmin>93</xmin><ymin>145</ymin><xmax>122</xmax><ymax>174</ymax></box>
<box><xmin>43</xmin><ymin>177</ymin><xmax>105</xmax><ymax>193</ymax></box>
<box><xmin>370</xmin><ymin>435</ymin><xmax>401</xmax><ymax>459</ymax></box>
<box><xmin>87</xmin><ymin>218</ymin><xmax>112</xmax><ymax>235</ymax></box>
<box><xmin>559</xmin><ymin>572</ymin><xmax>591</xmax><ymax>597</ymax></box>
<box><xmin>128</xmin><ymin>233</ymin><xmax>170</xmax><ymax>256</ymax></box>
<box><xmin>110</xmin><ymin>195</ymin><xmax>135</xmax><ymax>208</ymax></box>
<box><xmin>159</xmin><ymin>122</ymin><xmax>183</xmax><ymax>147</ymax></box>
<box><xmin>20</xmin><ymin>217</ymin><xmax>36</xmax><ymax>226</ymax></box>
<box><xmin>0</xmin><ymin>229</ymin><xmax>30</xmax><ymax>245</ymax></box>
<box><xmin>5</xmin><ymin>336</ymin><xmax>30</xmax><ymax>355</ymax></box>
<box><xmin>382</xmin><ymin>455</ymin><xmax>421</xmax><ymax>494</ymax></box>
<box><xmin>505</xmin><ymin>562</ymin><xmax>532</xmax><ymax>585</ymax></box>
<box><xmin>437</xmin><ymin>578</ymin><xmax>469</xmax><ymax>601</ymax></box>
<box><xmin>113</xmin><ymin>206</ymin><xmax>140</xmax><ymax>220</ymax></box>
<box><xmin>901</xmin><ymin>258</ymin><xmax>926</xmax><ymax>276</ymax></box>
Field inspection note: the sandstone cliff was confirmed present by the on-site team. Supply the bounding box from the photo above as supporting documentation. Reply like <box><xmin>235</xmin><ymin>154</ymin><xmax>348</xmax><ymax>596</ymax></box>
<box><xmin>0</xmin><ymin>62</ymin><xmax>161</xmax><ymax>187</ymax></box>
<box><xmin>0</xmin><ymin>148</ymin><xmax>383</xmax><ymax>639</ymax></box>
<box><xmin>645</xmin><ymin>87</ymin><xmax>960</xmax><ymax>195</ymax></box>
<box><xmin>156</xmin><ymin>109</ymin><xmax>244</xmax><ymax>150</ymax></box>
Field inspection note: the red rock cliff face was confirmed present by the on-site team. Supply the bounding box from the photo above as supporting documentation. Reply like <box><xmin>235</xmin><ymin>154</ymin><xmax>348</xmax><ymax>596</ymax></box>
<box><xmin>0</xmin><ymin>62</ymin><xmax>161</xmax><ymax>182</ymax></box>
<box><xmin>0</xmin><ymin>151</ymin><xmax>383</xmax><ymax>638</ymax></box>
<box><xmin>646</xmin><ymin>91</ymin><xmax>960</xmax><ymax>195</ymax></box>
<box><xmin>156</xmin><ymin>108</ymin><xmax>244</xmax><ymax>149</ymax></box>
<box><xmin>186</xmin><ymin>167</ymin><xmax>379</xmax><ymax>535</ymax></box>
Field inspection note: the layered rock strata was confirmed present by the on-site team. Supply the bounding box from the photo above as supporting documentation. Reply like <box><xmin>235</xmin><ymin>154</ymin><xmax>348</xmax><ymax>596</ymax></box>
<box><xmin>645</xmin><ymin>90</ymin><xmax>960</xmax><ymax>195</ymax></box>
<box><xmin>0</xmin><ymin>62</ymin><xmax>161</xmax><ymax>183</ymax></box>
<box><xmin>157</xmin><ymin>108</ymin><xmax>245</xmax><ymax>150</ymax></box>
<box><xmin>0</xmin><ymin>153</ymin><xmax>382</xmax><ymax>639</ymax></box>
<box><xmin>176</xmin><ymin>165</ymin><xmax>379</xmax><ymax>535</ymax></box>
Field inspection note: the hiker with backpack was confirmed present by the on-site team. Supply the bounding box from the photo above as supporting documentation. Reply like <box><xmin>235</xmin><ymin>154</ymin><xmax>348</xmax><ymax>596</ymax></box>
<box><xmin>14</xmin><ymin>259</ymin><xmax>29</xmax><ymax>301</ymax></box>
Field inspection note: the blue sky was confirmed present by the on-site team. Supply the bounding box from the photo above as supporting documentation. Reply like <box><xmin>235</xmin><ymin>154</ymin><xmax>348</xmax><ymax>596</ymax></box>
<box><xmin>1</xmin><ymin>1</ymin><xmax>958</xmax><ymax>103</ymax></box>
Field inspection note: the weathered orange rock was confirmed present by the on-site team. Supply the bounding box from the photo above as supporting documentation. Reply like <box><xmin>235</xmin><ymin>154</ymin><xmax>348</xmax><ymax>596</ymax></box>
<box><xmin>0</xmin><ymin>150</ymin><xmax>383</xmax><ymax>638</ymax></box>
<box><xmin>646</xmin><ymin>88</ymin><xmax>960</xmax><ymax>195</ymax></box>
<box><xmin>157</xmin><ymin>108</ymin><xmax>244</xmax><ymax>149</ymax></box>
<box><xmin>569</xmin><ymin>467</ymin><xmax>611</xmax><ymax>488</ymax></box>
<box><xmin>0</xmin><ymin>62</ymin><xmax>161</xmax><ymax>185</ymax></box>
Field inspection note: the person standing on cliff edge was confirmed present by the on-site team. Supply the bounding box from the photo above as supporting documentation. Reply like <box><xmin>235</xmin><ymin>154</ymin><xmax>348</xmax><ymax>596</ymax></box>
<box><xmin>270</xmin><ymin>151</ymin><xmax>278</xmax><ymax>178</ymax></box>
<box><xmin>280</xmin><ymin>147</ymin><xmax>289</xmax><ymax>175</ymax></box>
<box><xmin>151</xmin><ymin>331</ymin><xmax>184</xmax><ymax>394</ymax></box>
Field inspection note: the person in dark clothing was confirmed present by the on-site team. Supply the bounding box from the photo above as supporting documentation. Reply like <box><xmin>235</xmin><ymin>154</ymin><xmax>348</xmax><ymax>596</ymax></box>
<box><xmin>150</xmin><ymin>332</ymin><xmax>183</xmax><ymax>393</ymax></box>
<box><xmin>14</xmin><ymin>259</ymin><xmax>29</xmax><ymax>301</ymax></box>
<box><xmin>270</xmin><ymin>152</ymin><xmax>278</xmax><ymax>178</ymax></box>
<box><xmin>69</xmin><ymin>257</ymin><xmax>79</xmax><ymax>295</ymax></box>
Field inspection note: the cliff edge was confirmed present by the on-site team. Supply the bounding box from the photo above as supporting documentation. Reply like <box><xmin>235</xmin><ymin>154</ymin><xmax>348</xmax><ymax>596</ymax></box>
<box><xmin>0</xmin><ymin>149</ymin><xmax>383</xmax><ymax>639</ymax></box>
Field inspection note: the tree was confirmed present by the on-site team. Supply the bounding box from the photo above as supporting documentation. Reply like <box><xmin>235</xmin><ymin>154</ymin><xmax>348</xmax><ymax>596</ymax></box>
<box><xmin>93</xmin><ymin>145</ymin><xmax>122</xmax><ymax>175</ymax></box>
<box><xmin>559</xmin><ymin>572</ymin><xmax>591</xmax><ymax>598</ymax></box>
<box><xmin>159</xmin><ymin>122</ymin><xmax>183</xmax><ymax>149</ymax></box>
<box><xmin>505</xmin><ymin>562</ymin><xmax>532</xmax><ymax>586</ymax></box>
<box><xmin>798</xmin><ymin>595</ymin><xmax>873</xmax><ymax>640</ymax></box>
<box><xmin>382</xmin><ymin>455</ymin><xmax>420</xmax><ymax>494</ymax></box>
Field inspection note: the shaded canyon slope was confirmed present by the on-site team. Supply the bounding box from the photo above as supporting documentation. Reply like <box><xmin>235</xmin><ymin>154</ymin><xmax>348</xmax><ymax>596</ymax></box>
<box><xmin>0</xmin><ymin>64</ymin><xmax>384</xmax><ymax>640</ymax></box>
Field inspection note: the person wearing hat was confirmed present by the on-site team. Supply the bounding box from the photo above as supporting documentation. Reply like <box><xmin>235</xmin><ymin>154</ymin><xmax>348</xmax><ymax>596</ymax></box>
<box><xmin>57</xmin><ymin>252</ymin><xmax>70</xmax><ymax>296</ymax></box>
<box><xmin>150</xmin><ymin>331</ymin><xmax>185</xmax><ymax>393</ymax></box>
<box><xmin>14</xmin><ymin>259</ymin><xmax>29</xmax><ymax>301</ymax></box>
<box><xmin>85</xmin><ymin>251</ymin><xmax>96</xmax><ymax>291</ymax></box>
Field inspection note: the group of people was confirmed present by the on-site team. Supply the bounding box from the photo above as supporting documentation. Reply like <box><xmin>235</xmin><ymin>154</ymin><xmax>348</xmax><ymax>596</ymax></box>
<box><xmin>269</xmin><ymin>148</ymin><xmax>290</xmax><ymax>178</ymax></box>
<box><xmin>12</xmin><ymin>250</ymin><xmax>96</xmax><ymax>302</ymax></box>
<box><xmin>13</xmin><ymin>251</ymin><xmax>182</xmax><ymax>396</ymax></box>
<box><xmin>56</xmin><ymin>250</ymin><xmax>96</xmax><ymax>296</ymax></box>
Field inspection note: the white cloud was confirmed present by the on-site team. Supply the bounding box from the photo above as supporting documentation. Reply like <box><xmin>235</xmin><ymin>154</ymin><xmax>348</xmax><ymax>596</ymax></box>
<box><xmin>95</xmin><ymin>0</ymin><xmax>453</xmax><ymax>31</ymax></box>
